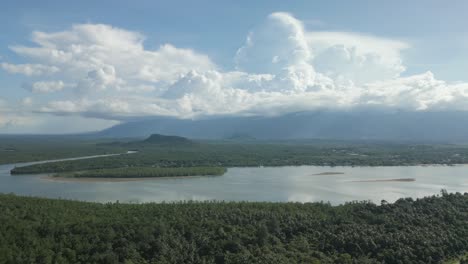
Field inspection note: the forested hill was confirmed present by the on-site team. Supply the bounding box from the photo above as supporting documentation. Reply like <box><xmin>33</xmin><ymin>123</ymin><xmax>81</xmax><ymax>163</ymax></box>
<box><xmin>142</xmin><ymin>134</ymin><xmax>192</xmax><ymax>145</ymax></box>
<box><xmin>0</xmin><ymin>192</ymin><xmax>467</xmax><ymax>263</ymax></box>
<box><xmin>96</xmin><ymin>134</ymin><xmax>194</xmax><ymax>148</ymax></box>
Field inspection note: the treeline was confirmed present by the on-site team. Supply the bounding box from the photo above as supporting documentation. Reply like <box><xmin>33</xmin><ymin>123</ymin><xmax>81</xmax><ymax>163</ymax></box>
<box><xmin>54</xmin><ymin>166</ymin><xmax>227</xmax><ymax>178</ymax></box>
<box><xmin>0</xmin><ymin>192</ymin><xmax>467</xmax><ymax>263</ymax></box>
<box><xmin>12</xmin><ymin>142</ymin><xmax>468</xmax><ymax>174</ymax></box>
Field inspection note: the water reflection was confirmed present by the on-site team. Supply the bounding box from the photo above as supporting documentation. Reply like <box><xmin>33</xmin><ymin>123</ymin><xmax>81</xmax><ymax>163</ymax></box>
<box><xmin>0</xmin><ymin>162</ymin><xmax>467</xmax><ymax>204</ymax></box>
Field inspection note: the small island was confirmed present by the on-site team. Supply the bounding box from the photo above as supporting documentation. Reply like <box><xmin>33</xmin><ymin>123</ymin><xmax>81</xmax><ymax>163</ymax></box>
<box><xmin>51</xmin><ymin>166</ymin><xmax>227</xmax><ymax>180</ymax></box>
<box><xmin>10</xmin><ymin>134</ymin><xmax>228</xmax><ymax>181</ymax></box>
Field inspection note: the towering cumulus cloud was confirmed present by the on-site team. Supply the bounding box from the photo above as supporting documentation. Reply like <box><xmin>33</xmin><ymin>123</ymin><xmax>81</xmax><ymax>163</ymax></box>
<box><xmin>2</xmin><ymin>12</ymin><xmax>468</xmax><ymax>121</ymax></box>
<box><xmin>236</xmin><ymin>12</ymin><xmax>313</xmax><ymax>74</ymax></box>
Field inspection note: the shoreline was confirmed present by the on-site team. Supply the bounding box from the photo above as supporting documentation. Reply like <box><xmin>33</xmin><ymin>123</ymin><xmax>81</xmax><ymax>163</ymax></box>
<box><xmin>41</xmin><ymin>174</ymin><xmax>213</xmax><ymax>183</ymax></box>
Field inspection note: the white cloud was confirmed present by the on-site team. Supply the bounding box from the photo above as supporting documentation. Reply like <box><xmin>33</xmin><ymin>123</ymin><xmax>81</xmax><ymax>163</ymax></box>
<box><xmin>0</xmin><ymin>98</ymin><xmax>33</xmax><ymax>128</ymax></box>
<box><xmin>235</xmin><ymin>12</ymin><xmax>409</xmax><ymax>87</ymax></box>
<box><xmin>361</xmin><ymin>71</ymin><xmax>468</xmax><ymax>111</ymax></box>
<box><xmin>308</xmin><ymin>31</ymin><xmax>408</xmax><ymax>84</ymax></box>
<box><xmin>3</xmin><ymin>13</ymin><xmax>468</xmax><ymax>124</ymax></box>
<box><xmin>0</xmin><ymin>62</ymin><xmax>59</xmax><ymax>76</ymax></box>
<box><xmin>0</xmin><ymin>98</ymin><xmax>8</xmax><ymax>112</ymax></box>
<box><xmin>0</xmin><ymin>115</ymin><xmax>32</xmax><ymax>129</ymax></box>
<box><xmin>0</xmin><ymin>116</ymin><xmax>14</xmax><ymax>128</ymax></box>
<box><xmin>23</xmin><ymin>80</ymin><xmax>68</xmax><ymax>93</ymax></box>
<box><xmin>76</xmin><ymin>65</ymin><xmax>123</xmax><ymax>94</ymax></box>
<box><xmin>235</xmin><ymin>12</ymin><xmax>312</xmax><ymax>74</ymax></box>
<box><xmin>40</xmin><ymin>97</ymin><xmax>178</xmax><ymax>119</ymax></box>
<box><xmin>22</xmin><ymin>97</ymin><xmax>33</xmax><ymax>106</ymax></box>
<box><xmin>9</xmin><ymin>24</ymin><xmax>215</xmax><ymax>92</ymax></box>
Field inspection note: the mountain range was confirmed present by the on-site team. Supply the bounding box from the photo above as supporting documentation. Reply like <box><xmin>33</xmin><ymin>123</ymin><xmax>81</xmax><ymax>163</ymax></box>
<box><xmin>95</xmin><ymin>111</ymin><xmax>468</xmax><ymax>142</ymax></box>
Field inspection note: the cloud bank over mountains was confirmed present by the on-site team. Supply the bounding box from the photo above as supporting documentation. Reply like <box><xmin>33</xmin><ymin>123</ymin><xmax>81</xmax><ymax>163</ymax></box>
<box><xmin>2</xmin><ymin>12</ymin><xmax>468</xmax><ymax>122</ymax></box>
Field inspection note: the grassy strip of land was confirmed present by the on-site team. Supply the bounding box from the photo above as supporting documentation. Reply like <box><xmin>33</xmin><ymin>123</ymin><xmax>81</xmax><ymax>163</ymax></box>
<box><xmin>0</xmin><ymin>192</ymin><xmax>466</xmax><ymax>263</ymax></box>
<box><xmin>53</xmin><ymin>166</ymin><xmax>227</xmax><ymax>178</ymax></box>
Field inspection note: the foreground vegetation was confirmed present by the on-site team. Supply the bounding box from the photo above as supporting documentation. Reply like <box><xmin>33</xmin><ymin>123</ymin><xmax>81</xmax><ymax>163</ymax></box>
<box><xmin>0</xmin><ymin>192</ymin><xmax>466</xmax><ymax>263</ymax></box>
<box><xmin>10</xmin><ymin>137</ymin><xmax>468</xmax><ymax>175</ymax></box>
<box><xmin>54</xmin><ymin>166</ymin><xmax>227</xmax><ymax>178</ymax></box>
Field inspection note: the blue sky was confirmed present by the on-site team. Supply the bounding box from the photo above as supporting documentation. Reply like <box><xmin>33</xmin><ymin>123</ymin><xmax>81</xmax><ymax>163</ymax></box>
<box><xmin>1</xmin><ymin>1</ymin><xmax>468</xmax><ymax>133</ymax></box>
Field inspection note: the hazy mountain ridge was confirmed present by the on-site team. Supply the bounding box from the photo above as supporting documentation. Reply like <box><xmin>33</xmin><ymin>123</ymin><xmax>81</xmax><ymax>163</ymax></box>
<box><xmin>96</xmin><ymin>111</ymin><xmax>468</xmax><ymax>142</ymax></box>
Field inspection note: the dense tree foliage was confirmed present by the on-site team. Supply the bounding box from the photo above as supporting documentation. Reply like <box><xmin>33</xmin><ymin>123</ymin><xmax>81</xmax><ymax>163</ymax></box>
<box><xmin>11</xmin><ymin>140</ymin><xmax>468</xmax><ymax>174</ymax></box>
<box><xmin>0</xmin><ymin>192</ymin><xmax>467</xmax><ymax>263</ymax></box>
<box><xmin>141</xmin><ymin>134</ymin><xmax>193</xmax><ymax>145</ymax></box>
<box><xmin>54</xmin><ymin>166</ymin><xmax>226</xmax><ymax>178</ymax></box>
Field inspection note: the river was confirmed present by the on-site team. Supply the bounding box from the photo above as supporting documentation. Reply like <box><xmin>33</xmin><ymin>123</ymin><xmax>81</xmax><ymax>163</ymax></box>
<box><xmin>1</xmin><ymin>155</ymin><xmax>467</xmax><ymax>204</ymax></box>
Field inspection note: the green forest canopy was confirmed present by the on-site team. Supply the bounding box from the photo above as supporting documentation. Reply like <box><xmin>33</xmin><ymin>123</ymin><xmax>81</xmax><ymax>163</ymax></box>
<box><xmin>0</xmin><ymin>192</ymin><xmax>467</xmax><ymax>263</ymax></box>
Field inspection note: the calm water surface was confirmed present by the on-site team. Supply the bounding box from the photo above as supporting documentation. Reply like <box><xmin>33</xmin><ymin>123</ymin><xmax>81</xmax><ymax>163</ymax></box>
<box><xmin>1</xmin><ymin>156</ymin><xmax>467</xmax><ymax>204</ymax></box>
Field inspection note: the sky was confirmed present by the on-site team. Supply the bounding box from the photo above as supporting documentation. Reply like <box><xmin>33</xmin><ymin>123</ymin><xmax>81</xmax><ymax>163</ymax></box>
<box><xmin>1</xmin><ymin>0</ymin><xmax>468</xmax><ymax>134</ymax></box>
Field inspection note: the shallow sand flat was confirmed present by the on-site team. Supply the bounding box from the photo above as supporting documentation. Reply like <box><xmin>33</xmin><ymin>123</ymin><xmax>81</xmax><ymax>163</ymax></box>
<box><xmin>349</xmin><ymin>178</ymin><xmax>416</xmax><ymax>183</ymax></box>
<box><xmin>311</xmin><ymin>172</ymin><xmax>345</xmax><ymax>176</ymax></box>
